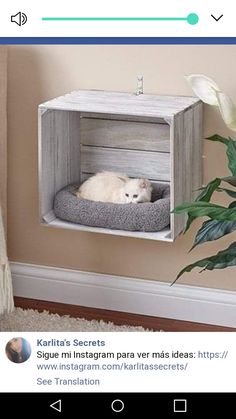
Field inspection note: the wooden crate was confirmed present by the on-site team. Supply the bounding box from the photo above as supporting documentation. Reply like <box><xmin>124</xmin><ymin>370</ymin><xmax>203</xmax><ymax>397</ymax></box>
<box><xmin>38</xmin><ymin>90</ymin><xmax>203</xmax><ymax>241</ymax></box>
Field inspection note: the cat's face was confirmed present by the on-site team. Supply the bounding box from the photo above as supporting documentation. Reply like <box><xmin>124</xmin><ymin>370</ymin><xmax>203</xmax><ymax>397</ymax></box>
<box><xmin>122</xmin><ymin>178</ymin><xmax>152</xmax><ymax>203</ymax></box>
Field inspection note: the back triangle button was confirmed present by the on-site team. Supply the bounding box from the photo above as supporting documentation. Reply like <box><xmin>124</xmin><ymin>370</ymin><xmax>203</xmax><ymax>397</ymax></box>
<box><xmin>50</xmin><ymin>399</ymin><xmax>62</xmax><ymax>412</ymax></box>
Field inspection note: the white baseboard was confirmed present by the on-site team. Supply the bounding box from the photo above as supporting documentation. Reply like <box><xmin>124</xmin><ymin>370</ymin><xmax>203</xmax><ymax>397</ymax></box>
<box><xmin>11</xmin><ymin>262</ymin><xmax>236</xmax><ymax>328</ymax></box>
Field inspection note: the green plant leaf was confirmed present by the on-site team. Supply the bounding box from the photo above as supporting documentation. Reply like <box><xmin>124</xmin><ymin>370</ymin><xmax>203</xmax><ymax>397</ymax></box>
<box><xmin>190</xmin><ymin>219</ymin><xmax>236</xmax><ymax>250</ymax></box>
<box><xmin>229</xmin><ymin>201</ymin><xmax>236</xmax><ymax>208</ymax></box>
<box><xmin>222</xmin><ymin>176</ymin><xmax>236</xmax><ymax>187</ymax></box>
<box><xmin>174</xmin><ymin>201</ymin><xmax>221</xmax><ymax>211</ymax></box>
<box><xmin>172</xmin><ymin>242</ymin><xmax>236</xmax><ymax>284</ymax></box>
<box><xmin>173</xmin><ymin>201</ymin><xmax>236</xmax><ymax>221</ymax></box>
<box><xmin>181</xmin><ymin>178</ymin><xmax>221</xmax><ymax>233</ymax></box>
<box><xmin>207</xmin><ymin>135</ymin><xmax>236</xmax><ymax>176</ymax></box>
<box><xmin>175</xmin><ymin>136</ymin><xmax>236</xmax><ymax>233</ymax></box>
<box><xmin>206</xmin><ymin>134</ymin><xmax>229</xmax><ymax>145</ymax></box>
<box><xmin>195</xmin><ymin>178</ymin><xmax>221</xmax><ymax>201</ymax></box>
<box><xmin>217</xmin><ymin>187</ymin><xmax>236</xmax><ymax>198</ymax></box>
<box><xmin>226</xmin><ymin>139</ymin><xmax>236</xmax><ymax>175</ymax></box>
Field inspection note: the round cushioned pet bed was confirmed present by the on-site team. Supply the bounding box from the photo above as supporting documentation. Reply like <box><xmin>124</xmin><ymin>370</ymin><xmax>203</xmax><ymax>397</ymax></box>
<box><xmin>54</xmin><ymin>183</ymin><xmax>170</xmax><ymax>232</ymax></box>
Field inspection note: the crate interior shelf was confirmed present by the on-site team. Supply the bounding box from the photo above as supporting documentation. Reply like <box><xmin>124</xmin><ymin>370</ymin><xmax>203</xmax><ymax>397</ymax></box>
<box><xmin>38</xmin><ymin>89</ymin><xmax>203</xmax><ymax>241</ymax></box>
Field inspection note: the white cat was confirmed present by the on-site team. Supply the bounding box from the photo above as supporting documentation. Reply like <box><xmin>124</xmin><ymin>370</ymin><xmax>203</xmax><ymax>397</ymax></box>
<box><xmin>76</xmin><ymin>171</ymin><xmax>152</xmax><ymax>204</ymax></box>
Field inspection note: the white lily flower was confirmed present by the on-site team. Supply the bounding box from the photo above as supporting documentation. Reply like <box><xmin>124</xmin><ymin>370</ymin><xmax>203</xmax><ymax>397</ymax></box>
<box><xmin>186</xmin><ymin>74</ymin><xmax>236</xmax><ymax>132</ymax></box>
<box><xmin>216</xmin><ymin>92</ymin><xmax>236</xmax><ymax>132</ymax></box>
<box><xmin>185</xmin><ymin>74</ymin><xmax>220</xmax><ymax>106</ymax></box>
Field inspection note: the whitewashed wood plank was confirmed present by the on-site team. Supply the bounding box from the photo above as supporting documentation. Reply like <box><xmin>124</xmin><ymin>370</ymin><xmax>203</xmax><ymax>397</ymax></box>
<box><xmin>68</xmin><ymin>112</ymin><xmax>81</xmax><ymax>181</ymax></box>
<box><xmin>171</xmin><ymin>104</ymin><xmax>203</xmax><ymax>240</ymax></box>
<box><xmin>40</xmin><ymin>90</ymin><xmax>201</xmax><ymax>119</ymax></box>
<box><xmin>80</xmin><ymin>112</ymin><xmax>166</xmax><ymax>124</ymax></box>
<box><xmin>39</xmin><ymin>110</ymin><xmax>80</xmax><ymax>218</ymax></box>
<box><xmin>171</xmin><ymin>113</ymin><xmax>185</xmax><ymax>239</ymax></box>
<box><xmin>66</xmin><ymin>90</ymin><xmax>200</xmax><ymax>109</ymax></box>
<box><xmin>39</xmin><ymin>109</ymin><xmax>55</xmax><ymax>217</ymax></box>
<box><xmin>81</xmin><ymin>146</ymin><xmax>170</xmax><ymax>181</ymax></box>
<box><xmin>80</xmin><ymin>172</ymin><xmax>170</xmax><ymax>185</ymax></box>
<box><xmin>42</xmin><ymin>210</ymin><xmax>56</xmax><ymax>223</ymax></box>
<box><xmin>39</xmin><ymin>101</ymin><xmax>167</xmax><ymax>119</ymax></box>
<box><xmin>43</xmin><ymin>217</ymin><xmax>173</xmax><ymax>242</ymax></box>
<box><xmin>192</xmin><ymin>103</ymin><xmax>203</xmax><ymax>197</ymax></box>
<box><xmin>81</xmin><ymin>118</ymin><xmax>170</xmax><ymax>152</ymax></box>
<box><xmin>184</xmin><ymin>108</ymin><xmax>194</xmax><ymax>203</ymax></box>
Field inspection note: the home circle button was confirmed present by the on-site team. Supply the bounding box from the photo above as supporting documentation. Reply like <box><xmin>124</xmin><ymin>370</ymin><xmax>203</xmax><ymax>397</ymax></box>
<box><xmin>111</xmin><ymin>399</ymin><xmax>125</xmax><ymax>413</ymax></box>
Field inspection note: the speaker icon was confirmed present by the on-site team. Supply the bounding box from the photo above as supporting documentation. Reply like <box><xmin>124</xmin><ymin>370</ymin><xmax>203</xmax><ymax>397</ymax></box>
<box><xmin>11</xmin><ymin>12</ymin><xmax>27</xmax><ymax>26</ymax></box>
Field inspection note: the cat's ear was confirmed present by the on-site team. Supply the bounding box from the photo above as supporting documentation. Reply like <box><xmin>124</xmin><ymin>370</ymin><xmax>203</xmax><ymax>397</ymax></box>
<box><xmin>139</xmin><ymin>178</ymin><xmax>151</xmax><ymax>189</ymax></box>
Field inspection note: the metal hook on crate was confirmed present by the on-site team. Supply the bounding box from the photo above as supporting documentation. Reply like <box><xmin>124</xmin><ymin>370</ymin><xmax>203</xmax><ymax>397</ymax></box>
<box><xmin>136</xmin><ymin>75</ymin><xmax>143</xmax><ymax>95</ymax></box>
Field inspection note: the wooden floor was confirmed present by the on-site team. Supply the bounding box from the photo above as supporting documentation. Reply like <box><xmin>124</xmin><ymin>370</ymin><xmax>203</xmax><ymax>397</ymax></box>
<box><xmin>14</xmin><ymin>297</ymin><xmax>235</xmax><ymax>332</ymax></box>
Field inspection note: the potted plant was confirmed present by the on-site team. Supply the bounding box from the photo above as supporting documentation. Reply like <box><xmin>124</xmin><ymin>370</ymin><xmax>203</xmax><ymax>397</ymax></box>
<box><xmin>173</xmin><ymin>75</ymin><xmax>236</xmax><ymax>284</ymax></box>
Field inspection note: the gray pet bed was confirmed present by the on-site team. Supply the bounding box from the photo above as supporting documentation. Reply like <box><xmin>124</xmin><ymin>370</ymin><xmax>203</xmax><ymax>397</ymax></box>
<box><xmin>54</xmin><ymin>183</ymin><xmax>170</xmax><ymax>232</ymax></box>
